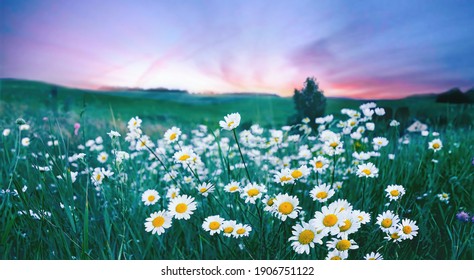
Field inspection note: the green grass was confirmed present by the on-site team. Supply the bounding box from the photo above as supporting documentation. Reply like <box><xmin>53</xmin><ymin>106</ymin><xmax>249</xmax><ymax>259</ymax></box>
<box><xmin>0</xmin><ymin>79</ymin><xmax>473</xmax><ymax>260</ymax></box>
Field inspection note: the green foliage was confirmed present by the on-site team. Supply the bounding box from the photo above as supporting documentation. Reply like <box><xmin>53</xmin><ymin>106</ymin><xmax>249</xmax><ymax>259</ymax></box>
<box><xmin>291</xmin><ymin>77</ymin><xmax>326</xmax><ymax>130</ymax></box>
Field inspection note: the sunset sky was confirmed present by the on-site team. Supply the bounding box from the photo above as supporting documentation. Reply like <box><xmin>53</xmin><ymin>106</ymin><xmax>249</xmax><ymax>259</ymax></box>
<box><xmin>1</xmin><ymin>0</ymin><xmax>473</xmax><ymax>98</ymax></box>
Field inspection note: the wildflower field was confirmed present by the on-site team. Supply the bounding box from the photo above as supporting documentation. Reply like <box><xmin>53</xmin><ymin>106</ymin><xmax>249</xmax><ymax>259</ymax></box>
<box><xmin>1</xmin><ymin>82</ymin><xmax>473</xmax><ymax>260</ymax></box>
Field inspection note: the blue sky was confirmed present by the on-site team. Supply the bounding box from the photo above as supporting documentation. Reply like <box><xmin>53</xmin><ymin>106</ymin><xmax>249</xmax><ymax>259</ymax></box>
<box><xmin>1</xmin><ymin>0</ymin><xmax>473</xmax><ymax>98</ymax></box>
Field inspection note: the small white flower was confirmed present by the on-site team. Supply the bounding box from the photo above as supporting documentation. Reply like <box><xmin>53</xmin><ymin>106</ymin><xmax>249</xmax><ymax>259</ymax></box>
<box><xmin>219</xmin><ymin>113</ymin><xmax>241</xmax><ymax>130</ymax></box>
<box><xmin>107</xmin><ymin>130</ymin><xmax>121</xmax><ymax>138</ymax></box>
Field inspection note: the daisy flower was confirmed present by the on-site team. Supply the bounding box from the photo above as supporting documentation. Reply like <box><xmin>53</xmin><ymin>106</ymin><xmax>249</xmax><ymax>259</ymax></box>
<box><xmin>332</xmin><ymin>181</ymin><xmax>344</xmax><ymax>191</ymax></box>
<box><xmin>219</xmin><ymin>113</ymin><xmax>241</xmax><ymax>130</ymax></box>
<box><xmin>336</xmin><ymin>212</ymin><xmax>361</xmax><ymax>237</ymax></box>
<box><xmin>272</xmin><ymin>193</ymin><xmax>301</xmax><ymax>221</ymax></box>
<box><xmin>262</xmin><ymin>195</ymin><xmax>276</xmax><ymax>212</ymax></box>
<box><xmin>375</xmin><ymin>108</ymin><xmax>385</xmax><ymax>116</ymax></box>
<box><xmin>164</xmin><ymin>126</ymin><xmax>182</xmax><ymax>143</ymax></box>
<box><xmin>107</xmin><ymin>130</ymin><xmax>121</xmax><ymax>139</ymax></box>
<box><xmin>21</xmin><ymin>137</ymin><xmax>30</xmax><ymax>147</ymax></box>
<box><xmin>325</xmin><ymin>250</ymin><xmax>348</xmax><ymax>260</ymax></box>
<box><xmin>135</xmin><ymin>135</ymin><xmax>154</xmax><ymax>151</ymax></box>
<box><xmin>310</xmin><ymin>183</ymin><xmax>335</xmax><ymax>203</ymax></box>
<box><xmin>384</xmin><ymin>227</ymin><xmax>403</xmax><ymax>243</ymax></box>
<box><xmin>233</xmin><ymin>224</ymin><xmax>252</xmax><ymax>238</ymax></box>
<box><xmin>91</xmin><ymin>168</ymin><xmax>105</xmax><ymax>186</ymax></box>
<box><xmin>202</xmin><ymin>215</ymin><xmax>225</xmax><ymax>235</ymax></box>
<box><xmin>372</xmin><ymin>137</ymin><xmax>389</xmax><ymax>149</ymax></box>
<box><xmin>3</xmin><ymin>128</ymin><xmax>11</xmax><ymax>137</ymax></box>
<box><xmin>331</xmin><ymin>199</ymin><xmax>353</xmax><ymax>213</ymax></box>
<box><xmin>356</xmin><ymin>162</ymin><xmax>379</xmax><ymax>178</ymax></box>
<box><xmin>437</xmin><ymin>192</ymin><xmax>450</xmax><ymax>203</ymax></box>
<box><xmin>141</xmin><ymin>189</ymin><xmax>160</xmax><ymax>206</ymax></box>
<box><xmin>222</xmin><ymin>220</ymin><xmax>237</xmax><ymax>237</ymax></box>
<box><xmin>128</xmin><ymin>116</ymin><xmax>142</xmax><ymax>131</ymax></box>
<box><xmin>290</xmin><ymin>165</ymin><xmax>310</xmax><ymax>180</ymax></box>
<box><xmin>313</xmin><ymin>203</ymin><xmax>347</xmax><ymax>236</ymax></box>
<box><xmin>173</xmin><ymin>147</ymin><xmax>196</xmax><ymax>164</ymax></box>
<box><xmin>390</xmin><ymin>120</ymin><xmax>400</xmax><ymax>126</ymax></box>
<box><xmin>352</xmin><ymin>210</ymin><xmax>371</xmax><ymax>224</ymax></box>
<box><xmin>428</xmin><ymin>139</ymin><xmax>443</xmax><ymax>152</ymax></box>
<box><xmin>385</xmin><ymin>185</ymin><xmax>406</xmax><ymax>201</ymax></box>
<box><xmin>168</xmin><ymin>195</ymin><xmax>197</xmax><ymax>220</ymax></box>
<box><xmin>365</xmin><ymin>252</ymin><xmax>383</xmax><ymax>260</ymax></box>
<box><xmin>97</xmin><ymin>152</ymin><xmax>108</xmax><ymax>163</ymax></box>
<box><xmin>273</xmin><ymin>168</ymin><xmax>294</xmax><ymax>185</ymax></box>
<box><xmin>309</xmin><ymin>156</ymin><xmax>330</xmax><ymax>174</ymax></box>
<box><xmin>240</xmin><ymin>183</ymin><xmax>266</xmax><ymax>204</ymax></box>
<box><xmin>197</xmin><ymin>182</ymin><xmax>215</xmax><ymax>197</ymax></box>
<box><xmin>144</xmin><ymin>211</ymin><xmax>172</xmax><ymax>235</ymax></box>
<box><xmin>224</xmin><ymin>181</ymin><xmax>241</xmax><ymax>193</ymax></box>
<box><xmin>288</xmin><ymin>222</ymin><xmax>323</xmax><ymax>254</ymax></box>
<box><xmin>327</xmin><ymin>237</ymin><xmax>359</xmax><ymax>253</ymax></box>
<box><xmin>398</xmin><ymin>219</ymin><xmax>419</xmax><ymax>240</ymax></box>
<box><xmin>166</xmin><ymin>186</ymin><xmax>180</xmax><ymax>199</ymax></box>
<box><xmin>376</xmin><ymin>210</ymin><xmax>400</xmax><ymax>233</ymax></box>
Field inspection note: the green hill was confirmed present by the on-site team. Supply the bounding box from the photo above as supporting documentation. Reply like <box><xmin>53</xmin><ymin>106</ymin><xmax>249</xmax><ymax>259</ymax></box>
<box><xmin>1</xmin><ymin>79</ymin><xmax>472</xmax><ymax>131</ymax></box>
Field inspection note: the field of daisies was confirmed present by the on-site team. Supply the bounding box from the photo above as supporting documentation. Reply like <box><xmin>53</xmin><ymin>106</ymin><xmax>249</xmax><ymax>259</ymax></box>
<box><xmin>1</xmin><ymin>101</ymin><xmax>473</xmax><ymax>260</ymax></box>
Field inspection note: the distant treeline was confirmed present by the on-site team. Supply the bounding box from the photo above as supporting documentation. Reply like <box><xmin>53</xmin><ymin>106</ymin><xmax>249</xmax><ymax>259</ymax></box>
<box><xmin>99</xmin><ymin>86</ymin><xmax>189</xmax><ymax>94</ymax></box>
<box><xmin>435</xmin><ymin>88</ymin><xmax>474</xmax><ymax>104</ymax></box>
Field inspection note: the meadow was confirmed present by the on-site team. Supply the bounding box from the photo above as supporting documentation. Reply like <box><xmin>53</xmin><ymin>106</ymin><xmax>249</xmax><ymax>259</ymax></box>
<box><xmin>0</xmin><ymin>79</ymin><xmax>473</xmax><ymax>260</ymax></box>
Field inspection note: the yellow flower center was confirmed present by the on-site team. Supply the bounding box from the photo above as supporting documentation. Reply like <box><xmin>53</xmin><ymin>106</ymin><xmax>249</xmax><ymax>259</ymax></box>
<box><xmin>236</xmin><ymin>228</ymin><xmax>246</xmax><ymax>235</ymax></box>
<box><xmin>278</xmin><ymin>202</ymin><xmax>294</xmax><ymax>215</ymax></box>
<box><xmin>316</xmin><ymin>191</ymin><xmax>328</xmax><ymax>199</ymax></box>
<box><xmin>267</xmin><ymin>198</ymin><xmax>275</xmax><ymax>206</ymax></box>
<box><xmin>199</xmin><ymin>188</ymin><xmax>207</xmax><ymax>193</ymax></box>
<box><xmin>291</xmin><ymin>170</ymin><xmax>303</xmax><ymax>179</ymax></box>
<box><xmin>280</xmin><ymin>176</ymin><xmax>292</xmax><ymax>182</ymax></box>
<box><xmin>95</xmin><ymin>174</ymin><xmax>102</xmax><ymax>181</ymax></box>
<box><xmin>152</xmin><ymin>216</ymin><xmax>165</xmax><ymax>227</ymax></box>
<box><xmin>390</xmin><ymin>190</ymin><xmax>399</xmax><ymax>197</ymax></box>
<box><xmin>169</xmin><ymin>133</ymin><xmax>177</xmax><ymax>140</ymax></box>
<box><xmin>274</xmin><ymin>137</ymin><xmax>279</xmax><ymax>142</ymax></box>
<box><xmin>336</xmin><ymin>239</ymin><xmax>351</xmax><ymax>251</ymax></box>
<box><xmin>101</xmin><ymin>156</ymin><xmax>106</xmax><ymax>161</ymax></box>
<box><xmin>442</xmin><ymin>193</ymin><xmax>448</xmax><ymax>198</ymax></box>
<box><xmin>330</xmin><ymin>256</ymin><xmax>342</xmax><ymax>260</ymax></box>
<box><xmin>209</xmin><ymin>221</ymin><xmax>220</xmax><ymax>230</ymax></box>
<box><xmin>381</xmin><ymin>218</ymin><xmax>392</xmax><ymax>228</ymax></box>
<box><xmin>339</xmin><ymin>219</ymin><xmax>352</xmax><ymax>232</ymax></box>
<box><xmin>432</xmin><ymin>143</ymin><xmax>440</xmax><ymax>149</ymax></box>
<box><xmin>330</xmin><ymin>142</ymin><xmax>338</xmax><ymax>148</ymax></box>
<box><xmin>179</xmin><ymin>154</ymin><xmax>190</xmax><ymax>161</ymax></box>
<box><xmin>368</xmin><ymin>258</ymin><xmax>375</xmax><ymax>260</ymax></box>
<box><xmin>362</xmin><ymin>169</ymin><xmax>372</xmax><ymax>175</ymax></box>
<box><xmin>391</xmin><ymin>232</ymin><xmax>400</xmax><ymax>239</ymax></box>
<box><xmin>298</xmin><ymin>230</ymin><xmax>315</xmax><ymax>244</ymax></box>
<box><xmin>171</xmin><ymin>193</ymin><xmax>177</xmax><ymax>199</ymax></box>
<box><xmin>247</xmin><ymin>189</ymin><xmax>260</xmax><ymax>197</ymax></box>
<box><xmin>224</xmin><ymin>226</ymin><xmax>234</xmax><ymax>234</ymax></box>
<box><xmin>227</xmin><ymin>121</ymin><xmax>234</xmax><ymax>127</ymax></box>
<box><xmin>358</xmin><ymin>215</ymin><xmax>364</xmax><ymax>221</ymax></box>
<box><xmin>147</xmin><ymin>195</ymin><xmax>155</xmax><ymax>202</ymax></box>
<box><xmin>229</xmin><ymin>186</ymin><xmax>238</xmax><ymax>192</ymax></box>
<box><xmin>175</xmin><ymin>203</ymin><xmax>188</xmax><ymax>214</ymax></box>
<box><xmin>323</xmin><ymin>214</ymin><xmax>338</xmax><ymax>227</ymax></box>
<box><xmin>403</xmin><ymin>225</ymin><xmax>412</xmax><ymax>234</ymax></box>
<box><xmin>315</xmin><ymin>161</ymin><xmax>324</xmax><ymax>168</ymax></box>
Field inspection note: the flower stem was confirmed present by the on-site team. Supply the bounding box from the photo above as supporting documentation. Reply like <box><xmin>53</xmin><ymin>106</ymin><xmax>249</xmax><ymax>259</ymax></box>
<box><xmin>233</xmin><ymin>129</ymin><xmax>252</xmax><ymax>182</ymax></box>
